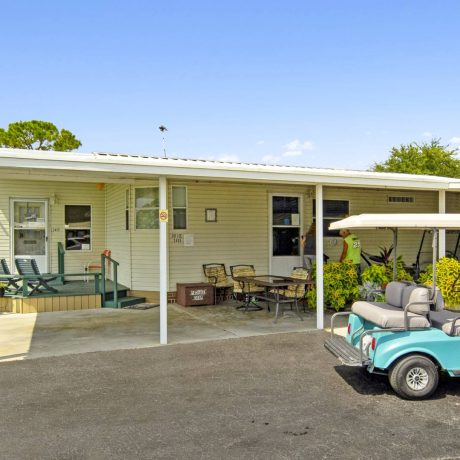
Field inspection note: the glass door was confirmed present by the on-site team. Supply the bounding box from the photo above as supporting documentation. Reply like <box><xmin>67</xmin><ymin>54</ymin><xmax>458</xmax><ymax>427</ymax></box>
<box><xmin>270</xmin><ymin>195</ymin><xmax>302</xmax><ymax>276</ymax></box>
<box><xmin>11</xmin><ymin>200</ymin><xmax>48</xmax><ymax>273</ymax></box>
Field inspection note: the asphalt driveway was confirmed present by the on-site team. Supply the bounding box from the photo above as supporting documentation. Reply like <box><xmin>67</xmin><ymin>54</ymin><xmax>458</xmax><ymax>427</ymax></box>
<box><xmin>1</xmin><ymin>331</ymin><xmax>459</xmax><ymax>460</ymax></box>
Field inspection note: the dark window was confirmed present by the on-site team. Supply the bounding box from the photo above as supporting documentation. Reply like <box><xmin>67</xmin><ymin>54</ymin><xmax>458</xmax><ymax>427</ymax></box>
<box><xmin>313</xmin><ymin>200</ymin><xmax>349</xmax><ymax>237</ymax></box>
<box><xmin>272</xmin><ymin>196</ymin><xmax>299</xmax><ymax>226</ymax></box>
<box><xmin>65</xmin><ymin>205</ymin><xmax>91</xmax><ymax>250</ymax></box>
<box><xmin>272</xmin><ymin>228</ymin><xmax>300</xmax><ymax>256</ymax></box>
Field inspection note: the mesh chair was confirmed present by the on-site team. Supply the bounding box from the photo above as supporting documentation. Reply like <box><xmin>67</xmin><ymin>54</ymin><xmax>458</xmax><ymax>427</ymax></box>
<box><xmin>202</xmin><ymin>263</ymin><xmax>233</xmax><ymax>304</ymax></box>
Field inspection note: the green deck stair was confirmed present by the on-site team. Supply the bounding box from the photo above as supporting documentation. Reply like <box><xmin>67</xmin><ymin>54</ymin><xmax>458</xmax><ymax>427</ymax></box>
<box><xmin>101</xmin><ymin>254</ymin><xmax>145</xmax><ymax>308</ymax></box>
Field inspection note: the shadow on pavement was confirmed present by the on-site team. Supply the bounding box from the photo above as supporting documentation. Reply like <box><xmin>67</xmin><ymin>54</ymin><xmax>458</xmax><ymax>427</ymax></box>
<box><xmin>335</xmin><ymin>365</ymin><xmax>460</xmax><ymax>400</ymax></box>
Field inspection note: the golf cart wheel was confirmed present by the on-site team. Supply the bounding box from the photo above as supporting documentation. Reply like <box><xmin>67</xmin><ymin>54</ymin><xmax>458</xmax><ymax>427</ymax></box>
<box><xmin>389</xmin><ymin>354</ymin><xmax>439</xmax><ymax>400</ymax></box>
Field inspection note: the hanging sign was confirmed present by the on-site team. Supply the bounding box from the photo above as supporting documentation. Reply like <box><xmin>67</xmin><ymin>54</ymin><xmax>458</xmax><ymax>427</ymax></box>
<box><xmin>159</xmin><ymin>209</ymin><xmax>169</xmax><ymax>223</ymax></box>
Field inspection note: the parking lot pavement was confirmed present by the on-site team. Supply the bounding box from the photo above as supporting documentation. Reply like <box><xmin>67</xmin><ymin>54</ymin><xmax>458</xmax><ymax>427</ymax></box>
<box><xmin>1</xmin><ymin>331</ymin><xmax>459</xmax><ymax>460</ymax></box>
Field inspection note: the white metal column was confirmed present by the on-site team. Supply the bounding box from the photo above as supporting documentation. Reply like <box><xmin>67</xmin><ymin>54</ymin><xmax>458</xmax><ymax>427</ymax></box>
<box><xmin>159</xmin><ymin>176</ymin><xmax>168</xmax><ymax>344</ymax></box>
<box><xmin>439</xmin><ymin>190</ymin><xmax>446</xmax><ymax>259</ymax></box>
<box><xmin>315</xmin><ymin>184</ymin><xmax>324</xmax><ymax>329</ymax></box>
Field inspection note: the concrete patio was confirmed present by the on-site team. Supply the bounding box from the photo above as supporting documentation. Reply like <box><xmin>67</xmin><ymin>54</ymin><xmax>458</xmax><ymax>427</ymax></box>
<box><xmin>0</xmin><ymin>300</ymin><xmax>340</xmax><ymax>362</ymax></box>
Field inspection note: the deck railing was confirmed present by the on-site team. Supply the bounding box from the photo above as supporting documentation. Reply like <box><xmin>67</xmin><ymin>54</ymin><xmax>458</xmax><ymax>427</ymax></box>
<box><xmin>57</xmin><ymin>242</ymin><xmax>65</xmax><ymax>284</ymax></box>
<box><xmin>101</xmin><ymin>254</ymin><xmax>119</xmax><ymax>307</ymax></box>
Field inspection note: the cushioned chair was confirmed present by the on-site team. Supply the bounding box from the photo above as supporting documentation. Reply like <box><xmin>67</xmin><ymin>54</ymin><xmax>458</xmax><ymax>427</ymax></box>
<box><xmin>0</xmin><ymin>259</ymin><xmax>21</xmax><ymax>295</ymax></box>
<box><xmin>230</xmin><ymin>264</ymin><xmax>264</xmax><ymax>311</ymax></box>
<box><xmin>202</xmin><ymin>263</ymin><xmax>233</xmax><ymax>304</ymax></box>
<box><xmin>271</xmin><ymin>267</ymin><xmax>311</xmax><ymax>312</ymax></box>
<box><xmin>15</xmin><ymin>258</ymin><xmax>58</xmax><ymax>296</ymax></box>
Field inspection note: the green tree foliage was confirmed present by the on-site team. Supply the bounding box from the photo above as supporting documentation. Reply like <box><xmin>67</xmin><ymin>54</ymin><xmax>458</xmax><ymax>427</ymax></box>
<box><xmin>372</xmin><ymin>139</ymin><xmax>460</xmax><ymax>178</ymax></box>
<box><xmin>0</xmin><ymin>120</ymin><xmax>81</xmax><ymax>151</ymax></box>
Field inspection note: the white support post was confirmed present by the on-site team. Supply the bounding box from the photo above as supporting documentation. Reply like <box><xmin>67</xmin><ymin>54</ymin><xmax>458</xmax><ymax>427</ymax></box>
<box><xmin>315</xmin><ymin>184</ymin><xmax>324</xmax><ymax>330</ymax></box>
<box><xmin>439</xmin><ymin>190</ymin><xmax>446</xmax><ymax>259</ymax></box>
<box><xmin>159</xmin><ymin>176</ymin><xmax>168</xmax><ymax>345</ymax></box>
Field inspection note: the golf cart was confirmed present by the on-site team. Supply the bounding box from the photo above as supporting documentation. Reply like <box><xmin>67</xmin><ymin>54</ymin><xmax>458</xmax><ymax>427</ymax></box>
<box><xmin>324</xmin><ymin>214</ymin><xmax>460</xmax><ymax>399</ymax></box>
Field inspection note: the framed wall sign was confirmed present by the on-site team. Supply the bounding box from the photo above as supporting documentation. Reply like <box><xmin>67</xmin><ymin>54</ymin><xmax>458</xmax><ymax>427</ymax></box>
<box><xmin>205</xmin><ymin>208</ymin><xmax>217</xmax><ymax>222</ymax></box>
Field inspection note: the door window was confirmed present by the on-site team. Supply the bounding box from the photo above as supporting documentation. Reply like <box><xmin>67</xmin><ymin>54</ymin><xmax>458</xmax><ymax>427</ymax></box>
<box><xmin>13</xmin><ymin>201</ymin><xmax>46</xmax><ymax>256</ymax></box>
<box><xmin>272</xmin><ymin>196</ymin><xmax>300</xmax><ymax>256</ymax></box>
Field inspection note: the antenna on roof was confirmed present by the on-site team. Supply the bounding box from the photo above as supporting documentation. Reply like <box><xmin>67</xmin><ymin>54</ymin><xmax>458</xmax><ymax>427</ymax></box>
<box><xmin>158</xmin><ymin>125</ymin><xmax>168</xmax><ymax>158</ymax></box>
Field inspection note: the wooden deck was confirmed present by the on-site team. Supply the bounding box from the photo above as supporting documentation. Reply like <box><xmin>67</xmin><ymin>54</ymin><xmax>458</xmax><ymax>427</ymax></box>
<box><xmin>0</xmin><ymin>280</ymin><xmax>124</xmax><ymax>314</ymax></box>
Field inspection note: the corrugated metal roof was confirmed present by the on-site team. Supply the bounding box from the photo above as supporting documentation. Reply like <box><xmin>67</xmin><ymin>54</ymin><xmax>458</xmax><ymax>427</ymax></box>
<box><xmin>1</xmin><ymin>148</ymin><xmax>460</xmax><ymax>190</ymax></box>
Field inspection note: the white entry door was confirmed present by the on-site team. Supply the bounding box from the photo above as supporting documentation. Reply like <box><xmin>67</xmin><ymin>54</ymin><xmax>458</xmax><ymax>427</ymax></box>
<box><xmin>270</xmin><ymin>195</ymin><xmax>302</xmax><ymax>276</ymax></box>
<box><xmin>11</xmin><ymin>199</ymin><xmax>49</xmax><ymax>273</ymax></box>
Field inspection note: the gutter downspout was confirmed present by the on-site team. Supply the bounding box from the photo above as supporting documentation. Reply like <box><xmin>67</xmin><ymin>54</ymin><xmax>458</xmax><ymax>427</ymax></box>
<box><xmin>315</xmin><ymin>184</ymin><xmax>324</xmax><ymax>329</ymax></box>
<box><xmin>159</xmin><ymin>176</ymin><xmax>168</xmax><ymax>344</ymax></box>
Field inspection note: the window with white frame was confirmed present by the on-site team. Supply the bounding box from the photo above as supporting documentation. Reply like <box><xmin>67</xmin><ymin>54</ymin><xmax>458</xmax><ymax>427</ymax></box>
<box><xmin>172</xmin><ymin>186</ymin><xmax>187</xmax><ymax>230</ymax></box>
<box><xmin>135</xmin><ymin>187</ymin><xmax>159</xmax><ymax>229</ymax></box>
<box><xmin>64</xmin><ymin>205</ymin><xmax>92</xmax><ymax>250</ymax></box>
<box><xmin>313</xmin><ymin>199</ymin><xmax>349</xmax><ymax>237</ymax></box>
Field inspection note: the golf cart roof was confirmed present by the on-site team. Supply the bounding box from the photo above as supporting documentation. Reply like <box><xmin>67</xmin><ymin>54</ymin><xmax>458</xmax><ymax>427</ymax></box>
<box><xmin>329</xmin><ymin>214</ymin><xmax>460</xmax><ymax>230</ymax></box>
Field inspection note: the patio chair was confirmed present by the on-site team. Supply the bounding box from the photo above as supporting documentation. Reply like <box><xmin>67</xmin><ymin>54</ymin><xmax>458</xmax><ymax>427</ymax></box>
<box><xmin>230</xmin><ymin>264</ymin><xmax>264</xmax><ymax>311</ymax></box>
<box><xmin>271</xmin><ymin>267</ymin><xmax>311</xmax><ymax>313</ymax></box>
<box><xmin>202</xmin><ymin>263</ymin><xmax>233</xmax><ymax>304</ymax></box>
<box><xmin>15</xmin><ymin>258</ymin><xmax>58</xmax><ymax>295</ymax></box>
<box><xmin>0</xmin><ymin>259</ymin><xmax>21</xmax><ymax>295</ymax></box>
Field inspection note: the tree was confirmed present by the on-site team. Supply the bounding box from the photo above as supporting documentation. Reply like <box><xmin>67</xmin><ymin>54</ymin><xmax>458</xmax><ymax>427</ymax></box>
<box><xmin>371</xmin><ymin>139</ymin><xmax>460</xmax><ymax>178</ymax></box>
<box><xmin>0</xmin><ymin>120</ymin><xmax>81</xmax><ymax>151</ymax></box>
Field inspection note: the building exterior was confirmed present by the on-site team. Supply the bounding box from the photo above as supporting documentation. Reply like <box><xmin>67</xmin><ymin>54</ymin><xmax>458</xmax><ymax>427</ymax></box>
<box><xmin>2</xmin><ymin>148</ymin><xmax>460</xmax><ymax>343</ymax></box>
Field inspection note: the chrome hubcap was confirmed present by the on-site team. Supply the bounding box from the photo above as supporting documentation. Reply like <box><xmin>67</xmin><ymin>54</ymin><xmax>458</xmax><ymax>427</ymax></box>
<box><xmin>406</xmin><ymin>367</ymin><xmax>429</xmax><ymax>391</ymax></box>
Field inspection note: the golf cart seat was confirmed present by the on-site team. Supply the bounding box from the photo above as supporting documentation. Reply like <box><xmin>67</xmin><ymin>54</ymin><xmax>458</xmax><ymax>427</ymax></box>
<box><xmin>351</xmin><ymin>281</ymin><xmax>431</xmax><ymax>329</ymax></box>
<box><xmin>430</xmin><ymin>310</ymin><xmax>460</xmax><ymax>336</ymax></box>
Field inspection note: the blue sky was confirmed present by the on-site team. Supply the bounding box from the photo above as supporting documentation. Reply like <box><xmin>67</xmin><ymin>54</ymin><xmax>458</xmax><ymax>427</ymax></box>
<box><xmin>1</xmin><ymin>0</ymin><xmax>460</xmax><ymax>169</ymax></box>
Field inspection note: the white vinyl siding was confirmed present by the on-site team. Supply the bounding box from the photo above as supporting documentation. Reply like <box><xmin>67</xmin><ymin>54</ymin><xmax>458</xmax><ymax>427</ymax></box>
<box><xmin>105</xmin><ymin>184</ymin><xmax>132</xmax><ymax>287</ymax></box>
<box><xmin>0</xmin><ymin>180</ymin><xmax>105</xmax><ymax>274</ymax></box>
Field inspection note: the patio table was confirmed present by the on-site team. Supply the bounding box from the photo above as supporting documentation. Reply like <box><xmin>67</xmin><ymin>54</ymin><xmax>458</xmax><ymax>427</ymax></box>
<box><xmin>233</xmin><ymin>275</ymin><xmax>311</xmax><ymax>323</ymax></box>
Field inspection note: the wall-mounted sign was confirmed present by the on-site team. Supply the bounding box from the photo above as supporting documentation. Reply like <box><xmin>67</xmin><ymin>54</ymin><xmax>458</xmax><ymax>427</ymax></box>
<box><xmin>184</xmin><ymin>234</ymin><xmax>194</xmax><ymax>246</ymax></box>
<box><xmin>159</xmin><ymin>209</ymin><xmax>169</xmax><ymax>223</ymax></box>
<box><xmin>205</xmin><ymin>208</ymin><xmax>217</xmax><ymax>222</ymax></box>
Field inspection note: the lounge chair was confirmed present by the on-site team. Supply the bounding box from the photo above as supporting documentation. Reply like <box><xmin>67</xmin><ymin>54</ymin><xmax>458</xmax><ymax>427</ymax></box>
<box><xmin>202</xmin><ymin>263</ymin><xmax>233</xmax><ymax>304</ymax></box>
<box><xmin>0</xmin><ymin>259</ymin><xmax>21</xmax><ymax>294</ymax></box>
<box><xmin>15</xmin><ymin>258</ymin><xmax>58</xmax><ymax>295</ymax></box>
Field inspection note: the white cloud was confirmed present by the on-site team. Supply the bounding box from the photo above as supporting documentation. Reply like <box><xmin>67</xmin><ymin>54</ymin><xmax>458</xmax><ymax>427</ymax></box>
<box><xmin>256</xmin><ymin>140</ymin><xmax>265</xmax><ymax>145</ymax></box>
<box><xmin>218</xmin><ymin>154</ymin><xmax>240</xmax><ymax>162</ymax></box>
<box><xmin>450</xmin><ymin>137</ymin><xmax>460</xmax><ymax>145</ymax></box>
<box><xmin>262</xmin><ymin>154</ymin><xmax>281</xmax><ymax>164</ymax></box>
<box><xmin>422</xmin><ymin>131</ymin><xmax>433</xmax><ymax>138</ymax></box>
<box><xmin>282</xmin><ymin>150</ymin><xmax>303</xmax><ymax>157</ymax></box>
<box><xmin>284</xmin><ymin>139</ymin><xmax>314</xmax><ymax>152</ymax></box>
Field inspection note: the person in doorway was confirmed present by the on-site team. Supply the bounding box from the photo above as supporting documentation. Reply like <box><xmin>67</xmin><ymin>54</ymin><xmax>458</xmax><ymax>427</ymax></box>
<box><xmin>301</xmin><ymin>222</ymin><xmax>316</xmax><ymax>269</ymax></box>
<box><xmin>339</xmin><ymin>228</ymin><xmax>362</xmax><ymax>282</ymax></box>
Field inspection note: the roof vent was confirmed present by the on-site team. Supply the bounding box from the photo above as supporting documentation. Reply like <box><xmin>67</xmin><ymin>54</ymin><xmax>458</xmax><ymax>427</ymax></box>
<box><xmin>388</xmin><ymin>196</ymin><xmax>415</xmax><ymax>204</ymax></box>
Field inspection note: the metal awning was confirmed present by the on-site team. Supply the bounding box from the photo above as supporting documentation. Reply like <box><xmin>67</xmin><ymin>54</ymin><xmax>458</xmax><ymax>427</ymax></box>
<box><xmin>329</xmin><ymin>213</ymin><xmax>460</xmax><ymax>230</ymax></box>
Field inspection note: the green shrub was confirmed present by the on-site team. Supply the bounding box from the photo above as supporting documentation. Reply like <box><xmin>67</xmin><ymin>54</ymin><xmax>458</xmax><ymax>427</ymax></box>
<box><xmin>306</xmin><ymin>260</ymin><xmax>359</xmax><ymax>312</ymax></box>
<box><xmin>361</xmin><ymin>264</ymin><xmax>389</xmax><ymax>287</ymax></box>
<box><xmin>384</xmin><ymin>258</ymin><xmax>413</xmax><ymax>282</ymax></box>
<box><xmin>419</xmin><ymin>257</ymin><xmax>460</xmax><ymax>309</ymax></box>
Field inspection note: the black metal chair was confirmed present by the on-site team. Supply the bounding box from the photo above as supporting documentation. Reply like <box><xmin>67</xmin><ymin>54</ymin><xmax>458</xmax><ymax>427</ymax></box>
<box><xmin>202</xmin><ymin>263</ymin><xmax>233</xmax><ymax>304</ymax></box>
<box><xmin>0</xmin><ymin>259</ymin><xmax>21</xmax><ymax>294</ymax></box>
<box><xmin>15</xmin><ymin>258</ymin><xmax>58</xmax><ymax>295</ymax></box>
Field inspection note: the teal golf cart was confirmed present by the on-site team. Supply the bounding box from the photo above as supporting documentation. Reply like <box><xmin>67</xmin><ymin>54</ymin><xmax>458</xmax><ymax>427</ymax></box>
<box><xmin>325</xmin><ymin>214</ymin><xmax>460</xmax><ymax>399</ymax></box>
